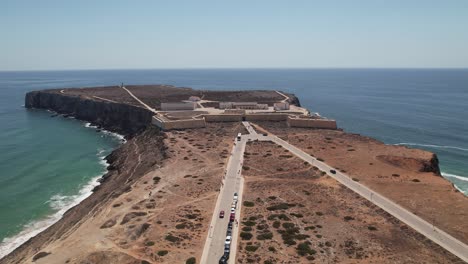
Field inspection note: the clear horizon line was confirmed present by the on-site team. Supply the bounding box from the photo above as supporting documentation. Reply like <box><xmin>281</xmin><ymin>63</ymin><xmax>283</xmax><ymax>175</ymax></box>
<box><xmin>1</xmin><ymin>66</ymin><xmax>468</xmax><ymax>72</ymax></box>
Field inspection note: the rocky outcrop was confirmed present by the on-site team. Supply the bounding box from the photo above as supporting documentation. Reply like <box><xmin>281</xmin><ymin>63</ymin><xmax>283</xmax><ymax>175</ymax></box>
<box><xmin>420</xmin><ymin>154</ymin><xmax>441</xmax><ymax>175</ymax></box>
<box><xmin>285</xmin><ymin>93</ymin><xmax>301</xmax><ymax>107</ymax></box>
<box><xmin>25</xmin><ymin>90</ymin><xmax>153</xmax><ymax>136</ymax></box>
<box><xmin>376</xmin><ymin>153</ymin><xmax>441</xmax><ymax>176</ymax></box>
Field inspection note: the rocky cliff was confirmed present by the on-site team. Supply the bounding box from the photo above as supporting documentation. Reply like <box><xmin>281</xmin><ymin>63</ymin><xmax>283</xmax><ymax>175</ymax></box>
<box><xmin>284</xmin><ymin>92</ymin><xmax>301</xmax><ymax>107</ymax></box>
<box><xmin>25</xmin><ymin>90</ymin><xmax>154</xmax><ymax>136</ymax></box>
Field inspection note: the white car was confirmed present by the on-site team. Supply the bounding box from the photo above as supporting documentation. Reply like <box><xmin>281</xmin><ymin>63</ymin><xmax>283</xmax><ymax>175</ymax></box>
<box><xmin>225</xmin><ymin>236</ymin><xmax>232</xmax><ymax>245</ymax></box>
<box><xmin>233</xmin><ymin>193</ymin><xmax>238</xmax><ymax>201</ymax></box>
<box><xmin>231</xmin><ymin>207</ymin><xmax>235</xmax><ymax>213</ymax></box>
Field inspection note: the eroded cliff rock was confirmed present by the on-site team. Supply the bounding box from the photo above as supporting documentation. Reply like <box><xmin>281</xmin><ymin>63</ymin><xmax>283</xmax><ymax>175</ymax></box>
<box><xmin>25</xmin><ymin>90</ymin><xmax>153</xmax><ymax>136</ymax></box>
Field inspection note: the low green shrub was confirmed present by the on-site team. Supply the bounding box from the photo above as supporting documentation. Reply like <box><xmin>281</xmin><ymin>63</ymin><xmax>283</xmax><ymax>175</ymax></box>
<box><xmin>157</xmin><ymin>250</ymin><xmax>169</xmax><ymax>256</ymax></box>
<box><xmin>257</xmin><ymin>232</ymin><xmax>273</xmax><ymax>240</ymax></box>
<box><xmin>185</xmin><ymin>257</ymin><xmax>196</xmax><ymax>264</ymax></box>
<box><xmin>244</xmin><ymin>201</ymin><xmax>255</xmax><ymax>207</ymax></box>
<box><xmin>245</xmin><ymin>245</ymin><xmax>259</xmax><ymax>252</ymax></box>
<box><xmin>240</xmin><ymin>232</ymin><xmax>253</xmax><ymax>240</ymax></box>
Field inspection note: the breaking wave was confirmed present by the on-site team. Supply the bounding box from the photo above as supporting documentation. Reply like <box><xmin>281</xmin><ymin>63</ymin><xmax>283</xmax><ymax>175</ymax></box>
<box><xmin>442</xmin><ymin>172</ymin><xmax>468</xmax><ymax>195</ymax></box>
<box><xmin>0</xmin><ymin>132</ymin><xmax>116</xmax><ymax>259</ymax></box>
<box><xmin>442</xmin><ymin>172</ymin><xmax>468</xmax><ymax>182</ymax></box>
<box><xmin>394</xmin><ymin>143</ymin><xmax>468</xmax><ymax>152</ymax></box>
<box><xmin>0</xmin><ymin>155</ymin><xmax>107</xmax><ymax>259</ymax></box>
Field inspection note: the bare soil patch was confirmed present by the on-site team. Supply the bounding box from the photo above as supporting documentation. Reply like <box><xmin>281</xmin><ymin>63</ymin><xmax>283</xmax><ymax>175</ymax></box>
<box><xmin>253</xmin><ymin>121</ymin><xmax>468</xmax><ymax>245</ymax></box>
<box><xmin>236</xmin><ymin>140</ymin><xmax>462</xmax><ymax>263</ymax></box>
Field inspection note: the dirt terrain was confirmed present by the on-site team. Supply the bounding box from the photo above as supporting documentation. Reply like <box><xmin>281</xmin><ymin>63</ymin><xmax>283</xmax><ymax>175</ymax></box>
<box><xmin>237</xmin><ymin>140</ymin><xmax>462</xmax><ymax>263</ymax></box>
<box><xmin>48</xmin><ymin>86</ymin><xmax>142</xmax><ymax>107</ymax></box>
<box><xmin>253</xmin><ymin>121</ymin><xmax>468</xmax><ymax>245</ymax></box>
<box><xmin>48</xmin><ymin>85</ymin><xmax>293</xmax><ymax>110</ymax></box>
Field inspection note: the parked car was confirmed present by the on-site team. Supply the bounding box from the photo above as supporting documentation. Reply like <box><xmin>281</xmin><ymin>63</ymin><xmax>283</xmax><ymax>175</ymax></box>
<box><xmin>225</xmin><ymin>236</ymin><xmax>232</xmax><ymax>245</ymax></box>
<box><xmin>231</xmin><ymin>201</ymin><xmax>237</xmax><ymax>209</ymax></box>
<box><xmin>330</xmin><ymin>169</ymin><xmax>337</xmax><ymax>174</ymax></box>
<box><xmin>228</xmin><ymin>221</ymin><xmax>233</xmax><ymax>229</ymax></box>
<box><xmin>219</xmin><ymin>252</ymin><xmax>230</xmax><ymax>263</ymax></box>
<box><xmin>230</xmin><ymin>213</ymin><xmax>235</xmax><ymax>221</ymax></box>
<box><xmin>226</xmin><ymin>228</ymin><xmax>232</xmax><ymax>236</ymax></box>
<box><xmin>230</xmin><ymin>207</ymin><xmax>235</xmax><ymax>213</ymax></box>
<box><xmin>233</xmin><ymin>193</ymin><xmax>238</xmax><ymax>201</ymax></box>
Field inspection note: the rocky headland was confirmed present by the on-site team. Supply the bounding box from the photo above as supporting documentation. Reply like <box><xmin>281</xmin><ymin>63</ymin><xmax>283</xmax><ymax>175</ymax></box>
<box><xmin>1</xmin><ymin>85</ymin><xmax>466</xmax><ymax>264</ymax></box>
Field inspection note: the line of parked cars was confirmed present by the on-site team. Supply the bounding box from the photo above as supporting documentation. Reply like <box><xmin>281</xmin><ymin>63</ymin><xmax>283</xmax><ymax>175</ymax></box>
<box><xmin>219</xmin><ymin>192</ymin><xmax>238</xmax><ymax>264</ymax></box>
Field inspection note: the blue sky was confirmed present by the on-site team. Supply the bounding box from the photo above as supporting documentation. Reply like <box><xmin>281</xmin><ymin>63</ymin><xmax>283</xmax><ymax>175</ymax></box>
<box><xmin>1</xmin><ymin>0</ymin><xmax>468</xmax><ymax>70</ymax></box>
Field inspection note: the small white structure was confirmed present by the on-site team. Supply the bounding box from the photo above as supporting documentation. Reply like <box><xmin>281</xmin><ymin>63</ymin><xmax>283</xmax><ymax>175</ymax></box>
<box><xmin>161</xmin><ymin>102</ymin><xmax>196</xmax><ymax>111</ymax></box>
<box><xmin>274</xmin><ymin>102</ymin><xmax>290</xmax><ymax>111</ymax></box>
<box><xmin>188</xmin><ymin>96</ymin><xmax>201</xmax><ymax>102</ymax></box>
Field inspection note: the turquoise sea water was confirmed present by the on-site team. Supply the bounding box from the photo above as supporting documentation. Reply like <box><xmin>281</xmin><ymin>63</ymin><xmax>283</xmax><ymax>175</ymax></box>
<box><xmin>0</xmin><ymin>69</ymin><xmax>467</xmax><ymax>257</ymax></box>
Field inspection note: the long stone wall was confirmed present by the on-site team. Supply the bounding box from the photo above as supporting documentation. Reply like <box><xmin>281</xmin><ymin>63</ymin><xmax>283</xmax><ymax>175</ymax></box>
<box><xmin>287</xmin><ymin>117</ymin><xmax>337</xmax><ymax>129</ymax></box>
<box><xmin>204</xmin><ymin>114</ymin><xmax>243</xmax><ymax>122</ymax></box>
<box><xmin>152</xmin><ymin>116</ymin><xmax>206</xmax><ymax>130</ymax></box>
<box><xmin>152</xmin><ymin>113</ymin><xmax>337</xmax><ymax>130</ymax></box>
<box><xmin>245</xmin><ymin>113</ymin><xmax>289</xmax><ymax>121</ymax></box>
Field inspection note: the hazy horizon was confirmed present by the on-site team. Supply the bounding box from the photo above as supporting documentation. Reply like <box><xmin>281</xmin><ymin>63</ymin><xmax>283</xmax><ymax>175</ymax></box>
<box><xmin>2</xmin><ymin>1</ymin><xmax>468</xmax><ymax>71</ymax></box>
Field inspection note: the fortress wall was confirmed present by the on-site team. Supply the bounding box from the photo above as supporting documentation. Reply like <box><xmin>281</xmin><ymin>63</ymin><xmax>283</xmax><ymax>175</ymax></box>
<box><xmin>287</xmin><ymin>117</ymin><xmax>337</xmax><ymax>129</ymax></box>
<box><xmin>204</xmin><ymin>114</ymin><xmax>243</xmax><ymax>122</ymax></box>
<box><xmin>152</xmin><ymin>116</ymin><xmax>206</xmax><ymax>130</ymax></box>
<box><xmin>245</xmin><ymin>114</ymin><xmax>289</xmax><ymax>121</ymax></box>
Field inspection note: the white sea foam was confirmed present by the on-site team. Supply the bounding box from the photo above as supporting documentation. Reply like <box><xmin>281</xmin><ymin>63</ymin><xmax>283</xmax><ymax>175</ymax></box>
<box><xmin>441</xmin><ymin>172</ymin><xmax>468</xmax><ymax>196</ymax></box>
<box><xmin>394</xmin><ymin>143</ymin><xmax>468</xmax><ymax>152</ymax></box>
<box><xmin>0</xmin><ymin>167</ymin><xmax>106</xmax><ymax>259</ymax></box>
<box><xmin>442</xmin><ymin>172</ymin><xmax>468</xmax><ymax>182</ymax></box>
<box><xmin>0</xmin><ymin>120</ymin><xmax>125</xmax><ymax>258</ymax></box>
<box><xmin>83</xmin><ymin>121</ymin><xmax>126</xmax><ymax>143</ymax></box>
<box><xmin>85</xmin><ymin>122</ymin><xmax>97</xmax><ymax>128</ymax></box>
<box><xmin>101</xmin><ymin>129</ymin><xmax>126</xmax><ymax>143</ymax></box>
<box><xmin>453</xmin><ymin>185</ymin><xmax>467</xmax><ymax>195</ymax></box>
<box><xmin>0</xmin><ymin>143</ymin><xmax>116</xmax><ymax>259</ymax></box>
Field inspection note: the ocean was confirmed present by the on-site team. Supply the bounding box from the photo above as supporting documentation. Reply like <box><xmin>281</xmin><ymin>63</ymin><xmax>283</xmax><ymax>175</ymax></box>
<box><xmin>0</xmin><ymin>69</ymin><xmax>467</xmax><ymax>257</ymax></box>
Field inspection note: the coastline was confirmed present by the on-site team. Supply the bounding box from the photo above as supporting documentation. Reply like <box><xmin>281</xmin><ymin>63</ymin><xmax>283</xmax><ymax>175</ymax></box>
<box><xmin>394</xmin><ymin>143</ymin><xmax>468</xmax><ymax>195</ymax></box>
<box><xmin>0</xmin><ymin>117</ymin><xmax>126</xmax><ymax>259</ymax></box>
<box><xmin>1</xmin><ymin>86</ymin><xmax>467</xmax><ymax>263</ymax></box>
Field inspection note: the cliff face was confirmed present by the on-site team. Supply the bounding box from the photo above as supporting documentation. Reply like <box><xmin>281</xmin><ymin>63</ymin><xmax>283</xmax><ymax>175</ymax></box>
<box><xmin>287</xmin><ymin>93</ymin><xmax>301</xmax><ymax>107</ymax></box>
<box><xmin>421</xmin><ymin>154</ymin><xmax>441</xmax><ymax>175</ymax></box>
<box><xmin>25</xmin><ymin>91</ymin><xmax>154</xmax><ymax>136</ymax></box>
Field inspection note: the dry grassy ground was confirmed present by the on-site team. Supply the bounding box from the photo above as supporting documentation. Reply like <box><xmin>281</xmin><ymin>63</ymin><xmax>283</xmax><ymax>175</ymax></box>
<box><xmin>52</xmin><ymin>85</ymin><xmax>289</xmax><ymax>110</ymax></box>
<box><xmin>236</xmin><ymin>140</ymin><xmax>462</xmax><ymax>264</ymax></box>
<box><xmin>51</xmin><ymin>86</ymin><xmax>142</xmax><ymax>106</ymax></box>
<box><xmin>253</xmin><ymin>121</ymin><xmax>468</xmax><ymax>245</ymax></box>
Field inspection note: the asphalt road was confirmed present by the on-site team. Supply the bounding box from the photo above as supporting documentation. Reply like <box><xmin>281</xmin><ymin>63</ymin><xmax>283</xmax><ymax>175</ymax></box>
<box><xmin>200</xmin><ymin>136</ymin><xmax>246</xmax><ymax>264</ymax></box>
<box><xmin>242</xmin><ymin>121</ymin><xmax>257</xmax><ymax>135</ymax></box>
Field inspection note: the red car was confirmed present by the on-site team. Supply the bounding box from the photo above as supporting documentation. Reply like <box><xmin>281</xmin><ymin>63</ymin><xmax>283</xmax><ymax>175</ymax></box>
<box><xmin>230</xmin><ymin>212</ymin><xmax>235</xmax><ymax>222</ymax></box>
<box><xmin>219</xmin><ymin>210</ymin><xmax>225</xmax><ymax>218</ymax></box>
